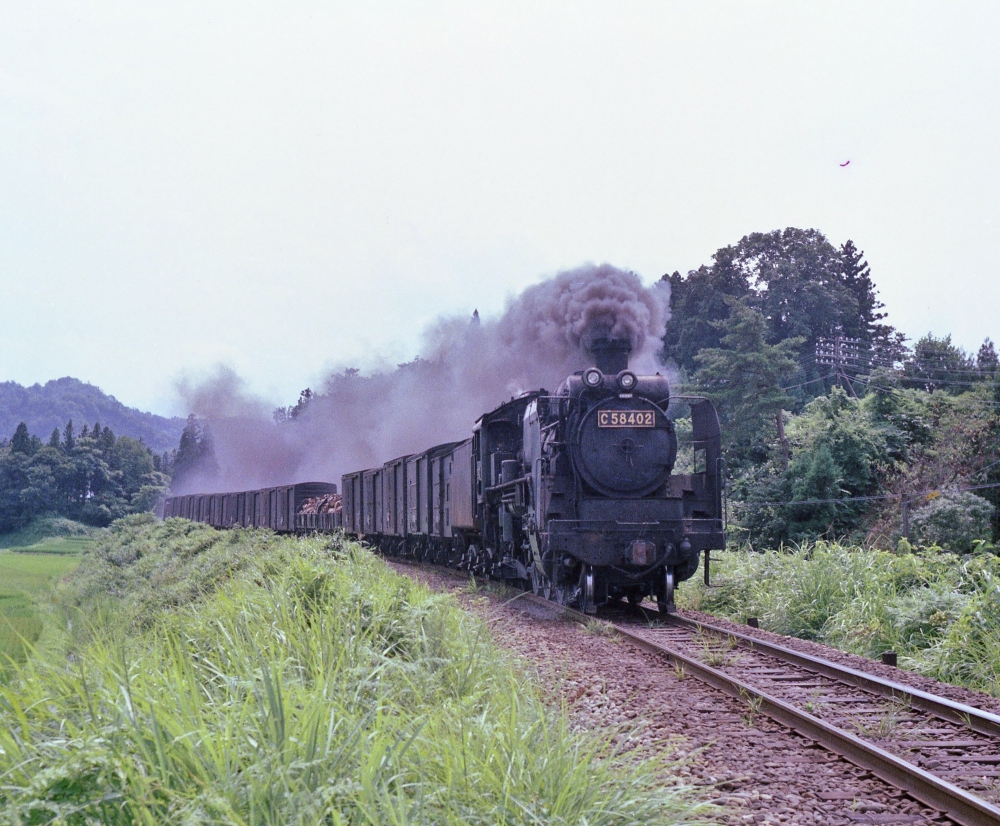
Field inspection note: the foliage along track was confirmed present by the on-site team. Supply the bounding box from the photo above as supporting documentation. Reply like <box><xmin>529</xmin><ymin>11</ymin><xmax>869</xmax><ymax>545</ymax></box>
<box><xmin>387</xmin><ymin>559</ymin><xmax>969</xmax><ymax>825</ymax></box>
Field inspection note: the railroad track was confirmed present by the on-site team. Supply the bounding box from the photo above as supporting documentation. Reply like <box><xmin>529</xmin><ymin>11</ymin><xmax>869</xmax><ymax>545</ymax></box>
<box><xmin>541</xmin><ymin>598</ymin><xmax>1000</xmax><ymax>826</ymax></box>
<box><xmin>390</xmin><ymin>558</ymin><xmax>1000</xmax><ymax>824</ymax></box>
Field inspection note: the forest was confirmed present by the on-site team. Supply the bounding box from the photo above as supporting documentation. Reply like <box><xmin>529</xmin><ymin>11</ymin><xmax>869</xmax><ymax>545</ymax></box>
<box><xmin>663</xmin><ymin>227</ymin><xmax>999</xmax><ymax>550</ymax></box>
<box><xmin>0</xmin><ymin>420</ymin><xmax>170</xmax><ymax>533</ymax></box>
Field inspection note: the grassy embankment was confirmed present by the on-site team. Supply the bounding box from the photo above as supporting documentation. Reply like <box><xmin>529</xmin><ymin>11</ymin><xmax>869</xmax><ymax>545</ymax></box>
<box><xmin>680</xmin><ymin>543</ymin><xmax>1000</xmax><ymax>696</ymax></box>
<box><xmin>0</xmin><ymin>517</ymin><xmax>95</xmax><ymax>670</ymax></box>
<box><xmin>0</xmin><ymin>515</ymin><xmax>709</xmax><ymax>825</ymax></box>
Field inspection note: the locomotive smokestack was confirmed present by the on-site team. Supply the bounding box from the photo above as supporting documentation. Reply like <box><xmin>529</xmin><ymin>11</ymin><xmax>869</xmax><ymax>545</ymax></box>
<box><xmin>590</xmin><ymin>337</ymin><xmax>632</xmax><ymax>374</ymax></box>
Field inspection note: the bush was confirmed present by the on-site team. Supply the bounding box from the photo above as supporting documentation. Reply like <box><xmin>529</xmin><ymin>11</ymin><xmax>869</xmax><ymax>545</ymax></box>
<box><xmin>0</xmin><ymin>515</ymin><xmax>98</xmax><ymax>549</ymax></box>
<box><xmin>910</xmin><ymin>490</ymin><xmax>994</xmax><ymax>553</ymax></box>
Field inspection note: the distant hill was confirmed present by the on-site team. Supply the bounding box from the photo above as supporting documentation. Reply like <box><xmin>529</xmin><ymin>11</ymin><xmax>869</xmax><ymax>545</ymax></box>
<box><xmin>0</xmin><ymin>377</ymin><xmax>185</xmax><ymax>454</ymax></box>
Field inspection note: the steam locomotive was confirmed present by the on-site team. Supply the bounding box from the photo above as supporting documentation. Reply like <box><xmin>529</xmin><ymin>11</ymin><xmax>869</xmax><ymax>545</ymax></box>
<box><xmin>164</xmin><ymin>337</ymin><xmax>725</xmax><ymax>612</ymax></box>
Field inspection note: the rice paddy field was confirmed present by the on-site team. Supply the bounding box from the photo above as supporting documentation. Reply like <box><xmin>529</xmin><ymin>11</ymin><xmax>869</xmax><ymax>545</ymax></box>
<box><xmin>0</xmin><ymin>536</ymin><xmax>86</xmax><ymax>669</ymax></box>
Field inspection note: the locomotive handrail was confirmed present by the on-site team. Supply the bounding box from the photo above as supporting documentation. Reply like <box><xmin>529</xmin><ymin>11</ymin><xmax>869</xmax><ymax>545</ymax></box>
<box><xmin>485</xmin><ymin>474</ymin><xmax>531</xmax><ymax>493</ymax></box>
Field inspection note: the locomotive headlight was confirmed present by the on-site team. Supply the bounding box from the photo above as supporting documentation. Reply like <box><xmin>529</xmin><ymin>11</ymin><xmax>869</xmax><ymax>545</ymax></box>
<box><xmin>617</xmin><ymin>371</ymin><xmax>637</xmax><ymax>391</ymax></box>
<box><xmin>583</xmin><ymin>368</ymin><xmax>603</xmax><ymax>388</ymax></box>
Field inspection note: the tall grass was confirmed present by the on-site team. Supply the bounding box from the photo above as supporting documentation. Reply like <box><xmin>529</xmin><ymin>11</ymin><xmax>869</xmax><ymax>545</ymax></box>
<box><xmin>682</xmin><ymin>542</ymin><xmax>1000</xmax><ymax>695</ymax></box>
<box><xmin>0</xmin><ymin>518</ymin><xmax>709</xmax><ymax>825</ymax></box>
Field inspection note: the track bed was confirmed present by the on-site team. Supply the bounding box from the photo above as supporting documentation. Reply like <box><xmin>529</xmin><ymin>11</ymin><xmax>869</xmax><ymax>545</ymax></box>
<box><xmin>390</xmin><ymin>558</ymin><xmax>992</xmax><ymax>825</ymax></box>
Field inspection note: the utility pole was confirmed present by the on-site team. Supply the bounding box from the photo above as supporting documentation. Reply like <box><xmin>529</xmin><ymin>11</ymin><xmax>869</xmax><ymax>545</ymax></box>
<box><xmin>816</xmin><ymin>331</ymin><xmax>863</xmax><ymax>398</ymax></box>
<box><xmin>775</xmin><ymin>409</ymin><xmax>789</xmax><ymax>472</ymax></box>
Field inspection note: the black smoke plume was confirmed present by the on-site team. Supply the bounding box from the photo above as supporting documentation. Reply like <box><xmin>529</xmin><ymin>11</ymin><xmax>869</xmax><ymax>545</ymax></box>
<box><xmin>173</xmin><ymin>263</ymin><xmax>670</xmax><ymax>493</ymax></box>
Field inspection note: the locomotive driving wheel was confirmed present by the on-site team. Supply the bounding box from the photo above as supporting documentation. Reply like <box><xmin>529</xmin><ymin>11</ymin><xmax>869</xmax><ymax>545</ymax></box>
<box><xmin>658</xmin><ymin>567</ymin><xmax>676</xmax><ymax>614</ymax></box>
<box><xmin>582</xmin><ymin>566</ymin><xmax>597</xmax><ymax>614</ymax></box>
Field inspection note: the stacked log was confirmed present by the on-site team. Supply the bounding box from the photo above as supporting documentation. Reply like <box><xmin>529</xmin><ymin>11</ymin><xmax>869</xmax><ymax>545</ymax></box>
<box><xmin>298</xmin><ymin>493</ymin><xmax>342</xmax><ymax>515</ymax></box>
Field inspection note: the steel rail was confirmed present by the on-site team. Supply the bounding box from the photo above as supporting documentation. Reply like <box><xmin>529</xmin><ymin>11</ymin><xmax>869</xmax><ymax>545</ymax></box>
<box><xmin>520</xmin><ymin>594</ymin><xmax>1000</xmax><ymax>826</ymax></box>
<box><xmin>670</xmin><ymin>613</ymin><xmax>1000</xmax><ymax>740</ymax></box>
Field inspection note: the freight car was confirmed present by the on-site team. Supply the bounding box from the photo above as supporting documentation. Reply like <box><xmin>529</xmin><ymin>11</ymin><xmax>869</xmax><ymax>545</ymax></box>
<box><xmin>341</xmin><ymin>337</ymin><xmax>725</xmax><ymax>613</ymax></box>
<box><xmin>164</xmin><ymin>481</ymin><xmax>342</xmax><ymax>532</ymax></box>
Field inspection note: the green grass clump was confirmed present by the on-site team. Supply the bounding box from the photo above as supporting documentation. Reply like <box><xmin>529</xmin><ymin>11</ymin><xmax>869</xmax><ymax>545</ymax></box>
<box><xmin>681</xmin><ymin>543</ymin><xmax>1000</xmax><ymax>695</ymax></box>
<box><xmin>0</xmin><ymin>518</ymin><xmax>710</xmax><ymax>825</ymax></box>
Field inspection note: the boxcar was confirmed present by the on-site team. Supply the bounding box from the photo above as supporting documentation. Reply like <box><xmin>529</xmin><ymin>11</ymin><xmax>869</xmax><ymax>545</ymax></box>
<box><xmin>164</xmin><ymin>482</ymin><xmax>339</xmax><ymax>533</ymax></box>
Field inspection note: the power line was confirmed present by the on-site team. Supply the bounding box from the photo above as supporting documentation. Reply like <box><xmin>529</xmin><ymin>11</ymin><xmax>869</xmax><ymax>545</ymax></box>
<box><xmin>851</xmin><ymin>374</ymin><xmax>1000</xmax><ymax>406</ymax></box>
<box><xmin>781</xmin><ymin>373</ymin><xmax>837</xmax><ymax>391</ymax></box>
<box><xmin>730</xmin><ymin>480</ymin><xmax>1000</xmax><ymax>510</ymax></box>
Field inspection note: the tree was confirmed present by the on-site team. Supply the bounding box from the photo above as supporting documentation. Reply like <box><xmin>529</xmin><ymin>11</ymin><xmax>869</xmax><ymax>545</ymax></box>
<box><xmin>977</xmin><ymin>338</ymin><xmax>998</xmax><ymax>378</ymax></box>
<box><xmin>661</xmin><ymin>263</ymin><xmax>751</xmax><ymax>373</ymax></box>
<box><xmin>904</xmin><ymin>334</ymin><xmax>975</xmax><ymax>392</ymax></box>
<box><xmin>663</xmin><ymin>229</ymin><xmax>898</xmax><ymax>397</ymax></box>
<box><xmin>291</xmin><ymin>388</ymin><xmax>313</xmax><ymax>419</ymax></box>
<box><xmin>172</xmin><ymin>415</ymin><xmax>202</xmax><ymax>488</ymax></box>
<box><xmin>0</xmin><ymin>421</ymin><xmax>172</xmax><ymax>531</ymax></box>
<box><xmin>737</xmin><ymin>387</ymin><xmax>907</xmax><ymax>546</ymax></box>
<box><xmin>737</xmin><ymin>228</ymin><xmax>862</xmax><ymax>346</ymax></box>
<box><xmin>693</xmin><ymin>298</ymin><xmax>804</xmax><ymax>468</ymax></box>
<box><xmin>11</xmin><ymin>423</ymin><xmax>31</xmax><ymax>455</ymax></box>
<box><xmin>839</xmin><ymin>240</ymin><xmax>903</xmax><ymax>366</ymax></box>
<box><xmin>171</xmin><ymin>415</ymin><xmax>218</xmax><ymax>491</ymax></box>
<box><xmin>63</xmin><ymin>420</ymin><xmax>75</xmax><ymax>451</ymax></box>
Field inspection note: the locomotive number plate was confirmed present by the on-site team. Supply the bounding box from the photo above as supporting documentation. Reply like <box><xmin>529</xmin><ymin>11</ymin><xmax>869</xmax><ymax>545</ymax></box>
<box><xmin>597</xmin><ymin>409</ymin><xmax>655</xmax><ymax>428</ymax></box>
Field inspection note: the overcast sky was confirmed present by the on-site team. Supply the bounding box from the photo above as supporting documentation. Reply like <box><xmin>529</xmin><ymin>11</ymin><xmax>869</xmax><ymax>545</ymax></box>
<box><xmin>1</xmin><ymin>2</ymin><xmax>997</xmax><ymax>416</ymax></box>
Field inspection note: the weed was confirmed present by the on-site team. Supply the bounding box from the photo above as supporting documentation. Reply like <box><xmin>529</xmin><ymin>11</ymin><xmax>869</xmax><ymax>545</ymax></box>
<box><xmin>696</xmin><ymin>630</ymin><xmax>731</xmax><ymax>668</ymax></box>
<box><xmin>853</xmin><ymin>702</ymin><xmax>908</xmax><ymax>740</ymax></box>
<box><xmin>739</xmin><ymin>689</ymin><xmax>765</xmax><ymax>726</ymax></box>
<box><xmin>585</xmin><ymin>617</ymin><xmax>615</xmax><ymax>637</ymax></box>
<box><xmin>483</xmin><ymin>579</ymin><xmax>516</xmax><ymax>599</ymax></box>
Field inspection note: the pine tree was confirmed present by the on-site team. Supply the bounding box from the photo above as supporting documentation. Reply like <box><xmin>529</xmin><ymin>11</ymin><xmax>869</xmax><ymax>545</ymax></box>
<box><xmin>11</xmin><ymin>423</ymin><xmax>31</xmax><ymax>455</ymax></box>
<box><xmin>92</xmin><ymin>422</ymin><xmax>103</xmax><ymax>441</ymax></box>
<box><xmin>172</xmin><ymin>415</ymin><xmax>202</xmax><ymax>488</ymax></box>
<box><xmin>49</xmin><ymin>429</ymin><xmax>61</xmax><ymax>448</ymax></box>
<box><xmin>63</xmin><ymin>420</ymin><xmax>75</xmax><ymax>451</ymax></box>
<box><xmin>693</xmin><ymin>298</ymin><xmax>804</xmax><ymax>468</ymax></box>
<box><xmin>977</xmin><ymin>338</ymin><xmax>999</xmax><ymax>378</ymax></box>
<box><xmin>80</xmin><ymin>424</ymin><xmax>90</xmax><ymax>439</ymax></box>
